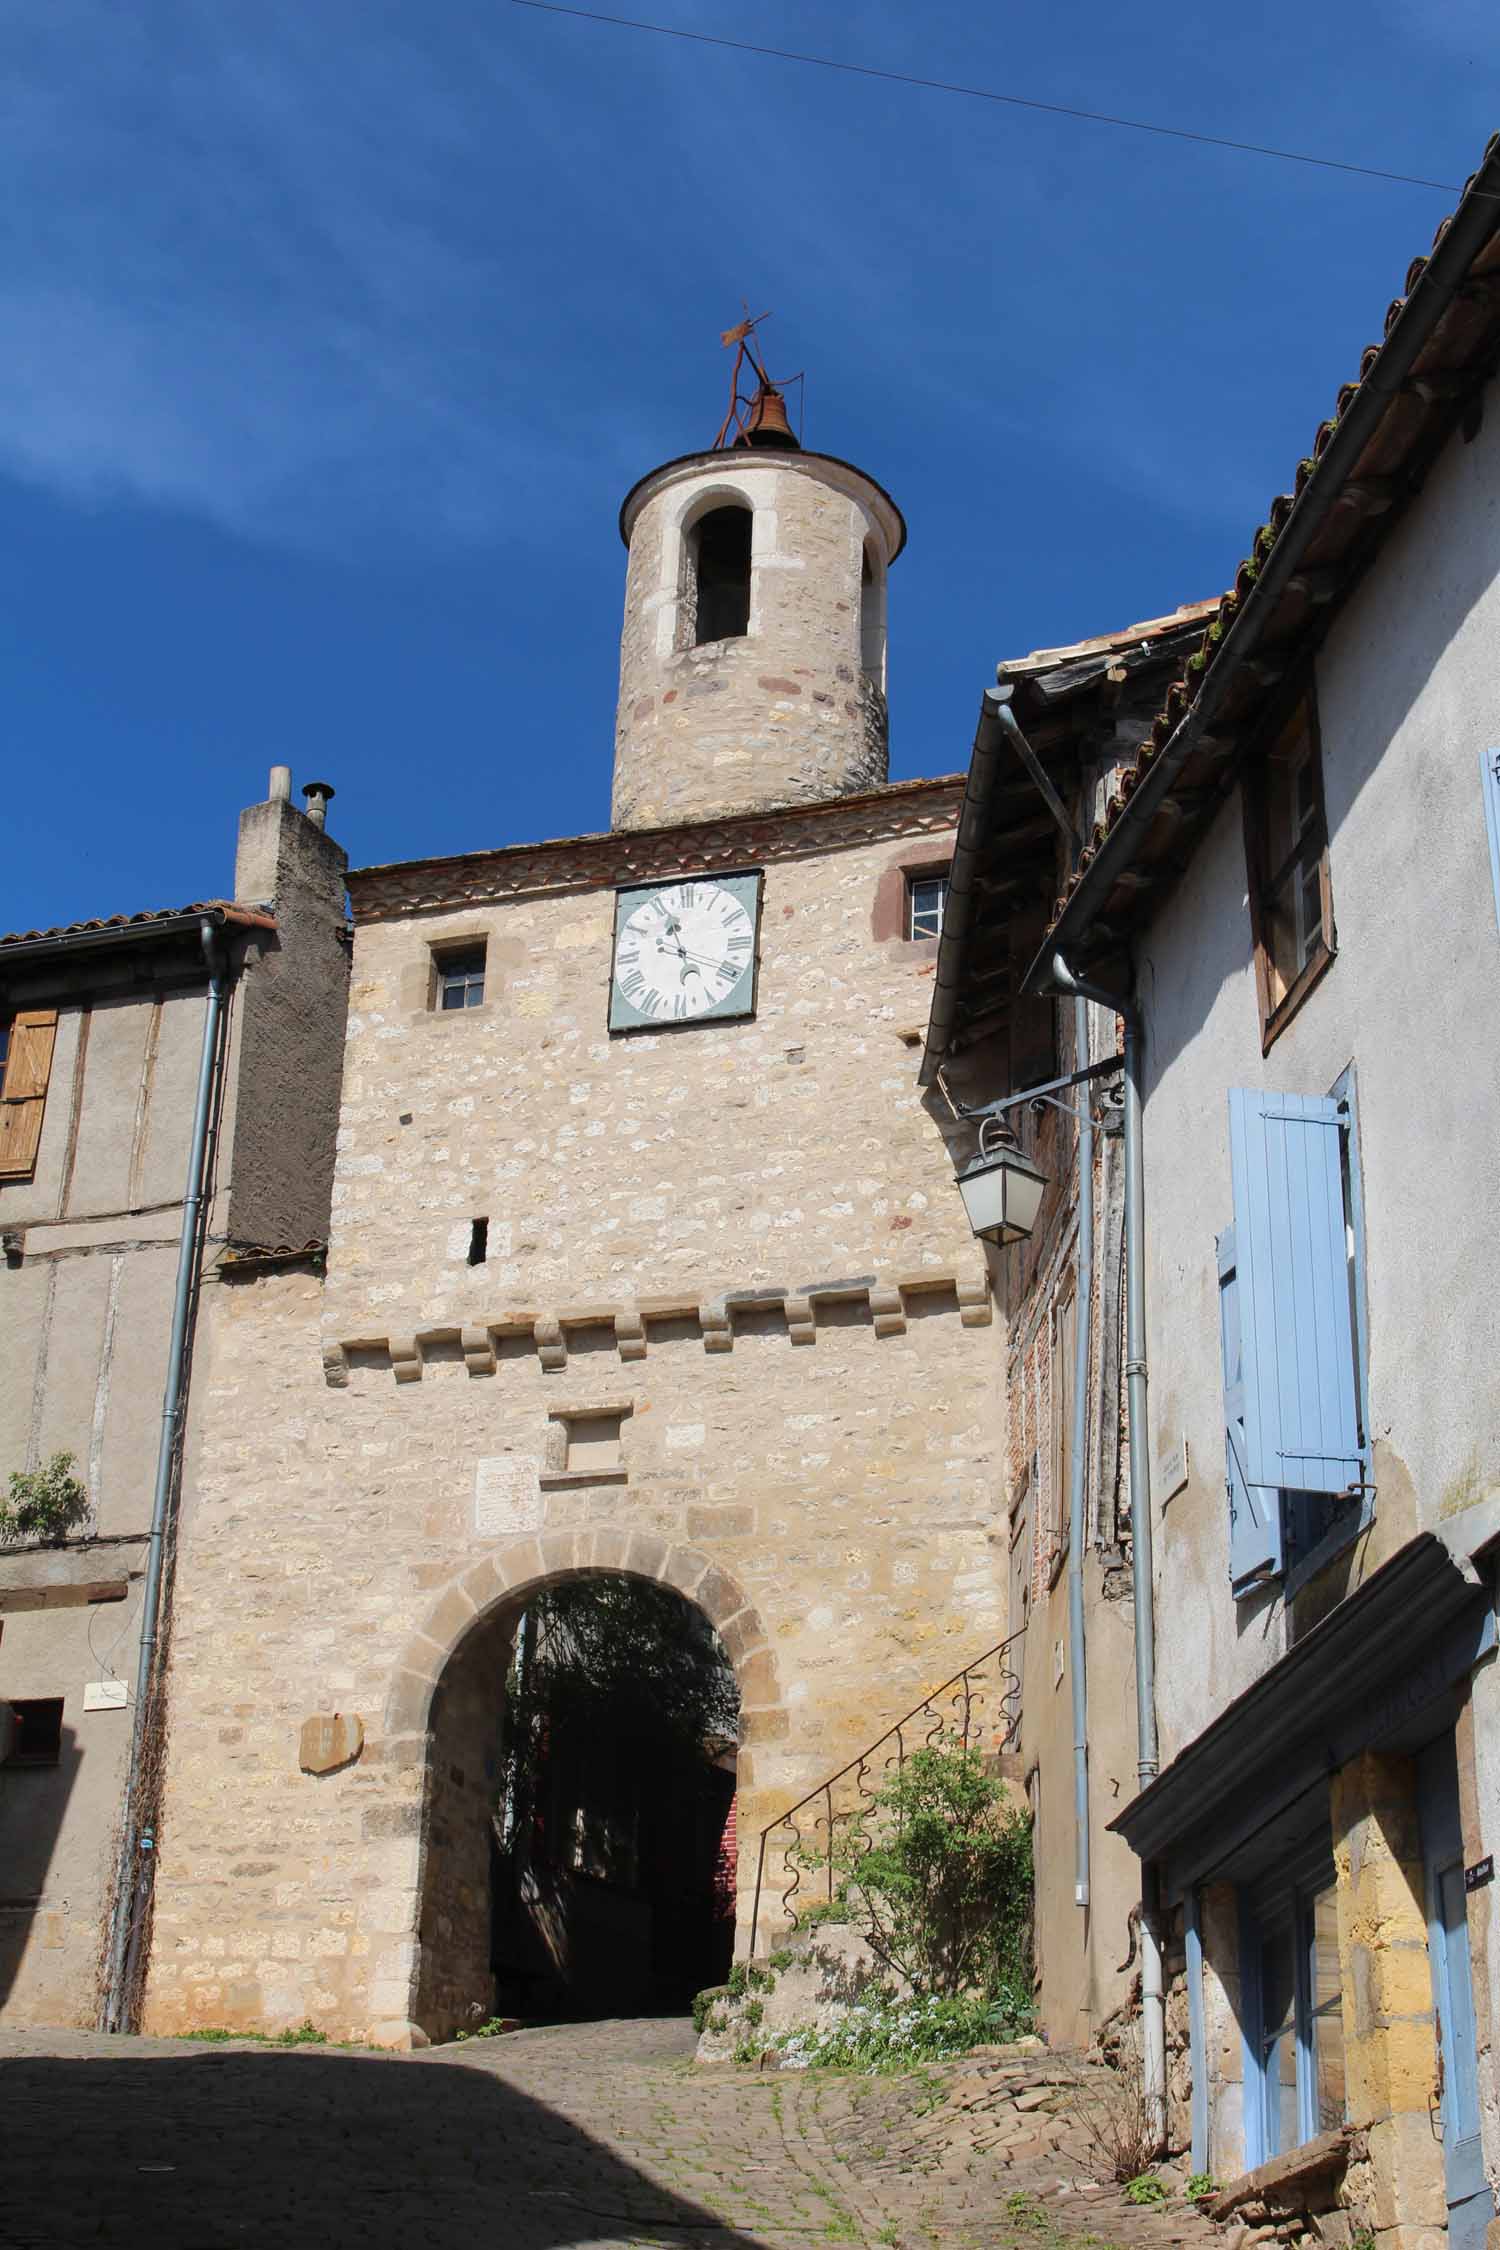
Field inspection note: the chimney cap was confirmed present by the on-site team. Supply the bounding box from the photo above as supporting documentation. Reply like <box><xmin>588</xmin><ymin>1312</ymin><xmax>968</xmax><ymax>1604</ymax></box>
<box><xmin>301</xmin><ymin>779</ymin><xmax>335</xmax><ymax>831</ymax></box>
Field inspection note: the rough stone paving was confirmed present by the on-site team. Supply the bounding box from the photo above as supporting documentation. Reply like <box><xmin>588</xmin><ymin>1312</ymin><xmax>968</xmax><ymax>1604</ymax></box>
<box><xmin>0</xmin><ymin>2019</ymin><xmax>1221</xmax><ymax>2250</ymax></box>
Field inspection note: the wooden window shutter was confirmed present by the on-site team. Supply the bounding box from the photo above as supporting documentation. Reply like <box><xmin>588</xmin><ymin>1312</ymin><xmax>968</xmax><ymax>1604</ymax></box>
<box><xmin>0</xmin><ymin>1008</ymin><xmax>59</xmax><ymax>1179</ymax></box>
<box><xmin>1481</xmin><ymin>749</ymin><xmax>1500</xmax><ymax>936</ymax></box>
<box><xmin>1227</xmin><ymin>1086</ymin><xmax>1362</xmax><ymax>1502</ymax></box>
<box><xmin>1217</xmin><ymin>1222</ymin><xmax>1283</xmax><ymax>1594</ymax></box>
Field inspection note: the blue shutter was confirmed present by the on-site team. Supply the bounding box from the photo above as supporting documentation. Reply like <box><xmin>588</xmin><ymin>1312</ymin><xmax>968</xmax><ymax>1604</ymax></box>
<box><xmin>1482</xmin><ymin>750</ymin><xmax>1500</xmax><ymax>936</ymax></box>
<box><xmin>1218</xmin><ymin>1223</ymin><xmax>1283</xmax><ymax>1592</ymax></box>
<box><xmin>1227</xmin><ymin>1087</ymin><xmax>1362</xmax><ymax>1501</ymax></box>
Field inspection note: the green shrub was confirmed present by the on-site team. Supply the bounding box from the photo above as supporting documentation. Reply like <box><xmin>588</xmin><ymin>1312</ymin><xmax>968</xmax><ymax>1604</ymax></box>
<box><xmin>692</xmin><ymin>1986</ymin><xmax>728</xmax><ymax>2034</ymax></box>
<box><xmin>0</xmin><ymin>1453</ymin><xmax>89</xmax><ymax>1545</ymax></box>
<box><xmin>1123</xmin><ymin>2173</ymin><xmax>1167</xmax><ymax>2206</ymax></box>
<box><xmin>1186</xmin><ymin>2173</ymin><xmax>1217</xmax><ymax>2200</ymax></box>
<box><xmin>824</xmin><ymin>1738</ymin><xmax>1033</xmax><ymax>1998</ymax></box>
<box><xmin>453</xmin><ymin>2017</ymin><xmax>513</xmax><ymax>2043</ymax></box>
<box><xmin>775</xmin><ymin>1987</ymin><xmax>1033</xmax><ymax>2074</ymax></box>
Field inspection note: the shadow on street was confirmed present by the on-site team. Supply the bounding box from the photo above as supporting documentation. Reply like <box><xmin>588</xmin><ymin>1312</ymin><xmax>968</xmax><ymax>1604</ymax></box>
<box><xmin>0</xmin><ymin>2034</ymin><xmax>770</xmax><ymax>2250</ymax></box>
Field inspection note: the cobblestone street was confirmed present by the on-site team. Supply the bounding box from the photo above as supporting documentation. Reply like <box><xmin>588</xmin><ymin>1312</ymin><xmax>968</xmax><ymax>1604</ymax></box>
<box><xmin>0</xmin><ymin>2020</ymin><xmax>1220</xmax><ymax>2250</ymax></box>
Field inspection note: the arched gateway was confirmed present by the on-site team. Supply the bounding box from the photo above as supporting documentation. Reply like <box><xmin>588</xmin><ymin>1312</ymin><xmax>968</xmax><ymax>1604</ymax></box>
<box><xmin>387</xmin><ymin>1531</ymin><xmax>780</xmax><ymax>2046</ymax></box>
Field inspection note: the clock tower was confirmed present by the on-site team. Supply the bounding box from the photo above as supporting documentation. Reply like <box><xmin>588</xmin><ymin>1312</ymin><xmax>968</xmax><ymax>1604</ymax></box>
<box><xmin>611</xmin><ymin>372</ymin><xmax>906</xmax><ymax>831</ymax></box>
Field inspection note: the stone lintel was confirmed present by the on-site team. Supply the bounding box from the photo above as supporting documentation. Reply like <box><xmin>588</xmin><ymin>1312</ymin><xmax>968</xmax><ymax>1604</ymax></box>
<box><xmin>0</xmin><ymin>1570</ymin><xmax>131</xmax><ymax>1614</ymax></box>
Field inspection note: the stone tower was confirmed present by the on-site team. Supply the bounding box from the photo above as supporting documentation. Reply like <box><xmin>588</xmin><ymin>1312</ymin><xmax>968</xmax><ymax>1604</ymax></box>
<box><xmin>611</xmin><ymin>379</ymin><xmax>906</xmax><ymax>830</ymax></box>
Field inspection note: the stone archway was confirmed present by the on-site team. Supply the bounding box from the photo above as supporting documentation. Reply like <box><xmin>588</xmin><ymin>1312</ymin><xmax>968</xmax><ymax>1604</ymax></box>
<box><xmin>383</xmin><ymin>1529</ymin><xmax>784</xmax><ymax>2043</ymax></box>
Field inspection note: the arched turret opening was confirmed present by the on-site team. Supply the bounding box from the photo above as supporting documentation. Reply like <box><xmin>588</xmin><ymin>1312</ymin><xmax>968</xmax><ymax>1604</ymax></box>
<box><xmin>690</xmin><ymin>503</ymin><xmax>752</xmax><ymax>645</ymax></box>
<box><xmin>860</xmin><ymin>542</ymin><xmax>886</xmax><ymax>689</ymax></box>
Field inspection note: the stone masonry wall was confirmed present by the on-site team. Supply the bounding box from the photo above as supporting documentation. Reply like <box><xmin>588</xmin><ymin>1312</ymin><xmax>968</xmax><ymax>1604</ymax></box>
<box><xmin>612</xmin><ymin>454</ymin><xmax>898</xmax><ymax>829</ymax></box>
<box><xmin>145</xmin><ymin>804</ymin><xmax>1010</xmax><ymax>2047</ymax></box>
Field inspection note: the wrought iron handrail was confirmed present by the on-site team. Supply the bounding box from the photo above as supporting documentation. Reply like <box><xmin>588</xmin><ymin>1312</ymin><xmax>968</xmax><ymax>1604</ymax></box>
<box><xmin>748</xmin><ymin>1630</ymin><xmax>1024</xmax><ymax>1956</ymax></box>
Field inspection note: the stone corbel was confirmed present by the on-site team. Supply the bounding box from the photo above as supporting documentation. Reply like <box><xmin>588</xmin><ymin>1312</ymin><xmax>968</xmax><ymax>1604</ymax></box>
<box><xmin>784</xmin><ymin>1294</ymin><xmax>815</xmax><ymax>1346</ymax></box>
<box><xmin>321</xmin><ymin>1343</ymin><xmax>350</xmax><ymax>1390</ymax></box>
<box><xmin>534</xmin><ymin>1316</ymin><xmax>567</xmax><ymax>1372</ymax></box>
<box><xmin>615</xmin><ymin>1308</ymin><xmax>647</xmax><ymax>1363</ymax></box>
<box><xmin>390</xmin><ymin>1336</ymin><xmax>422</xmax><ymax>1384</ymax></box>
<box><xmin>868</xmin><ymin>1283</ymin><xmax>906</xmax><ymax>1338</ymax></box>
<box><xmin>956</xmin><ymin>1269</ymin><xmax>993</xmax><ymax>1328</ymax></box>
<box><xmin>701</xmin><ymin>1300</ymin><xmax>733</xmax><ymax>1354</ymax></box>
<box><xmin>461</xmin><ymin>1327</ymin><xmax>496</xmax><ymax>1377</ymax></box>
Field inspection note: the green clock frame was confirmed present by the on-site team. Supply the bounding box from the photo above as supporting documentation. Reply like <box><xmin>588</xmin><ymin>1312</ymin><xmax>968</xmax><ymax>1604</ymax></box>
<box><xmin>608</xmin><ymin>870</ymin><xmax>763</xmax><ymax>1034</ymax></box>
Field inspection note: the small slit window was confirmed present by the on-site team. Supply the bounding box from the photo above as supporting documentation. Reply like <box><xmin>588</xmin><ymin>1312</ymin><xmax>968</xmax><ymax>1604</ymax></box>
<box><xmin>4</xmin><ymin>1697</ymin><xmax>63</xmax><ymax>1768</ymax></box>
<box><xmin>692</xmin><ymin>506</ymin><xmax>752</xmax><ymax>645</ymax></box>
<box><xmin>906</xmin><ymin>874</ymin><xmax>948</xmax><ymax>942</ymax></box>
<box><xmin>434</xmin><ymin>945</ymin><xmax>486</xmax><ymax>1012</ymax></box>
<box><xmin>860</xmin><ymin>546</ymin><xmax>885</xmax><ymax>685</ymax></box>
<box><xmin>468</xmin><ymin>1217</ymin><xmax>488</xmax><ymax>1266</ymax></box>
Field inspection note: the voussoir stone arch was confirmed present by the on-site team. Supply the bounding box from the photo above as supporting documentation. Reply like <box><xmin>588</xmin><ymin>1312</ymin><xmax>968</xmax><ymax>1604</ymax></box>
<box><xmin>382</xmin><ymin>1525</ymin><xmax>781</xmax><ymax>1745</ymax></box>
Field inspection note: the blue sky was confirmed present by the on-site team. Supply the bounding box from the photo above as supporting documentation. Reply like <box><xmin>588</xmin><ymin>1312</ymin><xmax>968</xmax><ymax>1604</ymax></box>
<box><xmin>3</xmin><ymin>0</ymin><xmax>1495</xmax><ymax>933</ymax></box>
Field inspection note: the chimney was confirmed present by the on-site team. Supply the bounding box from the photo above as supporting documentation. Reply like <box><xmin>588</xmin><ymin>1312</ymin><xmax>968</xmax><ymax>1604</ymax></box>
<box><xmin>234</xmin><ymin>770</ymin><xmax>345</xmax><ymax>906</ymax></box>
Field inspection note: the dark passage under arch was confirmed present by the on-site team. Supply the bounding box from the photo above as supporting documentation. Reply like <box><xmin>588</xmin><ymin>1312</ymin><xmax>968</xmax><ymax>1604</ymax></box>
<box><xmin>489</xmin><ymin>1576</ymin><xmax>739</xmax><ymax>2021</ymax></box>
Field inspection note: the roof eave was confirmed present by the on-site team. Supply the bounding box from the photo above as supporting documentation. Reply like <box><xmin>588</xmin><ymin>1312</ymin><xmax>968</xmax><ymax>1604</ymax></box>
<box><xmin>0</xmin><ymin>904</ymin><xmax>273</xmax><ymax>969</ymax></box>
<box><xmin>1022</xmin><ymin>132</ymin><xmax>1500</xmax><ymax>997</ymax></box>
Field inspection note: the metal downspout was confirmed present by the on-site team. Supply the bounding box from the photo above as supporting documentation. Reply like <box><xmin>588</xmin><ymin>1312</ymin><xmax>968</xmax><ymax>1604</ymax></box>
<box><xmin>101</xmin><ymin>919</ymin><xmax>228</xmax><ymax>2033</ymax></box>
<box><xmin>1050</xmin><ymin>950</ymin><xmax>1164</xmax><ymax>2144</ymax></box>
<box><xmin>1067</xmin><ymin>992</ymin><xmax>1094</xmax><ymax>1910</ymax></box>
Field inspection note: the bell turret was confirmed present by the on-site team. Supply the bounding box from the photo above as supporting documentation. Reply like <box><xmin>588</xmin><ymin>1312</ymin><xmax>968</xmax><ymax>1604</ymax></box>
<box><xmin>610</xmin><ymin>328</ymin><xmax>905</xmax><ymax>832</ymax></box>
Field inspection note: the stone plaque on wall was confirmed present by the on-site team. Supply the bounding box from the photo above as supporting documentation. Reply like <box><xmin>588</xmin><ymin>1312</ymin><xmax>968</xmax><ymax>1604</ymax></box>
<box><xmin>475</xmin><ymin>1455</ymin><xmax>542</xmax><ymax>1537</ymax></box>
<box><xmin>299</xmin><ymin>1712</ymin><xmax>364</xmax><ymax>1775</ymax></box>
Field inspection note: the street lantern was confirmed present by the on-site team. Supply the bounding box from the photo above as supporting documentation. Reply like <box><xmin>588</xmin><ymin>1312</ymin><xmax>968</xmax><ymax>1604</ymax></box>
<box><xmin>955</xmin><ymin>1118</ymin><xmax>1050</xmax><ymax>1246</ymax></box>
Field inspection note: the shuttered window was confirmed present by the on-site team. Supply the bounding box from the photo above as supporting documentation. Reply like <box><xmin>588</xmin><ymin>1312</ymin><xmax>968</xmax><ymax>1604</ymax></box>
<box><xmin>0</xmin><ymin>1009</ymin><xmax>59</xmax><ymax>1181</ymax></box>
<box><xmin>1219</xmin><ymin>1088</ymin><xmax>1364</xmax><ymax>1598</ymax></box>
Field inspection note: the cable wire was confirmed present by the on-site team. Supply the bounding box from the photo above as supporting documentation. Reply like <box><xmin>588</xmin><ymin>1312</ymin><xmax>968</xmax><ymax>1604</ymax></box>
<box><xmin>508</xmin><ymin>0</ymin><xmax>1485</xmax><ymax>200</ymax></box>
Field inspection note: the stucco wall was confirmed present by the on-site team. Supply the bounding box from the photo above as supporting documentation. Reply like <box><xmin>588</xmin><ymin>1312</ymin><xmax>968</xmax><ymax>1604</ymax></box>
<box><xmin>0</xmin><ymin>979</ymin><xmax>220</xmax><ymax>2024</ymax></box>
<box><xmin>1137</xmin><ymin>378</ymin><xmax>1500</xmax><ymax>1764</ymax></box>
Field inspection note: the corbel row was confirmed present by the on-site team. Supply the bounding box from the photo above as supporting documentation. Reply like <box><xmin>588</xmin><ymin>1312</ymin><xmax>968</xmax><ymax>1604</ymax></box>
<box><xmin>321</xmin><ymin>1264</ymin><xmax>992</xmax><ymax>1388</ymax></box>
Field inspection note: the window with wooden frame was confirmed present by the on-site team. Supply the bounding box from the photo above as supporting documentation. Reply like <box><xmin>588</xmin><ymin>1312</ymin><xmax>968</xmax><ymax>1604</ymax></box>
<box><xmin>1243</xmin><ymin>694</ymin><xmax>1335</xmax><ymax>1048</ymax></box>
<box><xmin>0</xmin><ymin>1009</ymin><xmax>59</xmax><ymax>1181</ymax></box>
<box><xmin>431</xmin><ymin>944</ymin><xmax>486</xmax><ymax>1013</ymax></box>
<box><xmin>905</xmin><ymin>870</ymin><xmax>949</xmax><ymax>942</ymax></box>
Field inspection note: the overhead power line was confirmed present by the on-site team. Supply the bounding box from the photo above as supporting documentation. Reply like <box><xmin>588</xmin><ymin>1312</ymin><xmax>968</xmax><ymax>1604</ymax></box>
<box><xmin>509</xmin><ymin>0</ymin><xmax>1476</xmax><ymax>199</ymax></box>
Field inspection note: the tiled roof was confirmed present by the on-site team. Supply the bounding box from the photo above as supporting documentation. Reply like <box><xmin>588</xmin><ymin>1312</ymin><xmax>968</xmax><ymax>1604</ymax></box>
<box><xmin>0</xmin><ymin>901</ymin><xmax>275</xmax><ymax>950</ymax></box>
<box><xmin>920</xmin><ymin>605</ymin><xmax>1211</xmax><ymax>1081</ymax></box>
<box><xmin>1030</xmin><ymin>129</ymin><xmax>1500</xmax><ymax>984</ymax></box>
<box><xmin>996</xmin><ymin>600</ymin><xmax>1221</xmax><ymax>683</ymax></box>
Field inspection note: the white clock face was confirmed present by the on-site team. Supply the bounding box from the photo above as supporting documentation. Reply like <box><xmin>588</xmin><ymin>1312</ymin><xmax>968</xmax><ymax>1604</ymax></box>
<box><xmin>613</xmin><ymin>881</ymin><xmax>756</xmax><ymax>1023</ymax></box>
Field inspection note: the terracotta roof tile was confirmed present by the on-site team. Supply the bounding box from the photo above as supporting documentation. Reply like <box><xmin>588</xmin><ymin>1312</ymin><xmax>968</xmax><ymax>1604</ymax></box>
<box><xmin>0</xmin><ymin>901</ymin><xmax>275</xmax><ymax>949</ymax></box>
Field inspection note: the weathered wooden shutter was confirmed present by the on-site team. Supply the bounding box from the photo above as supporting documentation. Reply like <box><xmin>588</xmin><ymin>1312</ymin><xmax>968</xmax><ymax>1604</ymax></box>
<box><xmin>1217</xmin><ymin>1222</ymin><xmax>1282</xmax><ymax>1593</ymax></box>
<box><xmin>1227</xmin><ymin>1086</ymin><xmax>1361</xmax><ymax>1500</ymax></box>
<box><xmin>0</xmin><ymin>1008</ymin><xmax>59</xmax><ymax>1179</ymax></box>
<box><xmin>1481</xmin><ymin>750</ymin><xmax>1500</xmax><ymax>936</ymax></box>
